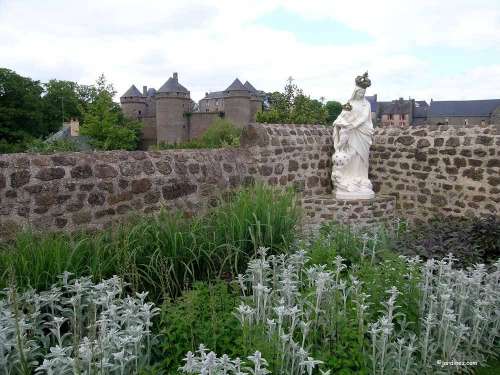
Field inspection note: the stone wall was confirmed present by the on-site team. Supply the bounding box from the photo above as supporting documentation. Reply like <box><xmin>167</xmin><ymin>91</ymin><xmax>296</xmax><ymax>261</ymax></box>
<box><xmin>241</xmin><ymin>123</ymin><xmax>334</xmax><ymax>196</ymax></box>
<box><xmin>0</xmin><ymin>124</ymin><xmax>332</xmax><ymax>236</ymax></box>
<box><xmin>1</xmin><ymin>122</ymin><xmax>498</xmax><ymax>236</ymax></box>
<box><xmin>370</xmin><ymin>123</ymin><xmax>500</xmax><ymax>221</ymax></box>
<box><xmin>189</xmin><ymin>112</ymin><xmax>221</xmax><ymax>139</ymax></box>
<box><xmin>301</xmin><ymin>195</ymin><xmax>396</xmax><ymax>234</ymax></box>
<box><xmin>0</xmin><ymin>149</ymin><xmax>258</xmax><ymax>236</ymax></box>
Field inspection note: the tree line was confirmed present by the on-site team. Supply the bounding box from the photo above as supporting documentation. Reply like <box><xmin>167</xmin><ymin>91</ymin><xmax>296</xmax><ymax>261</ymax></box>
<box><xmin>0</xmin><ymin>69</ymin><xmax>342</xmax><ymax>154</ymax></box>
<box><xmin>257</xmin><ymin>76</ymin><xmax>342</xmax><ymax>125</ymax></box>
<box><xmin>0</xmin><ymin>68</ymin><xmax>141</xmax><ymax>153</ymax></box>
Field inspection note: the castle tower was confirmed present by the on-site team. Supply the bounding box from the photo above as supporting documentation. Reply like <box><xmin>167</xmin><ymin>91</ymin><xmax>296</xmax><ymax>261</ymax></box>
<box><xmin>244</xmin><ymin>81</ymin><xmax>263</xmax><ymax>122</ymax></box>
<box><xmin>120</xmin><ymin>85</ymin><xmax>146</xmax><ymax>119</ymax></box>
<box><xmin>155</xmin><ymin>72</ymin><xmax>191</xmax><ymax>144</ymax></box>
<box><xmin>223</xmin><ymin>78</ymin><xmax>251</xmax><ymax>128</ymax></box>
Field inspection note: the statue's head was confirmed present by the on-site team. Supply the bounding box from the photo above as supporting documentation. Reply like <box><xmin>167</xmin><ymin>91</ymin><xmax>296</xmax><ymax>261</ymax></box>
<box><xmin>355</xmin><ymin>71</ymin><xmax>371</xmax><ymax>89</ymax></box>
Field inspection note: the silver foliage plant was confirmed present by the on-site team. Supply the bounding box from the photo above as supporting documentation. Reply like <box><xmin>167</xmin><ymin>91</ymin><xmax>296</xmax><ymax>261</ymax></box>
<box><xmin>181</xmin><ymin>245</ymin><xmax>500</xmax><ymax>375</ymax></box>
<box><xmin>0</xmin><ymin>272</ymin><xmax>159</xmax><ymax>374</ymax></box>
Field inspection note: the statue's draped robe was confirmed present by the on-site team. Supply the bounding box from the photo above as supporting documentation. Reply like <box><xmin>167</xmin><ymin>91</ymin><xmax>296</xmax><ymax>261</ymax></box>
<box><xmin>332</xmin><ymin>98</ymin><xmax>374</xmax><ymax>192</ymax></box>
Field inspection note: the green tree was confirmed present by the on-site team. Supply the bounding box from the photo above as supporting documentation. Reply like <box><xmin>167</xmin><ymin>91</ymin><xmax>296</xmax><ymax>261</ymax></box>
<box><xmin>325</xmin><ymin>100</ymin><xmax>342</xmax><ymax>124</ymax></box>
<box><xmin>80</xmin><ymin>75</ymin><xmax>142</xmax><ymax>151</ymax></box>
<box><xmin>256</xmin><ymin>76</ymin><xmax>329</xmax><ymax>125</ymax></box>
<box><xmin>41</xmin><ymin>79</ymin><xmax>83</xmax><ymax>135</ymax></box>
<box><xmin>0</xmin><ymin>68</ymin><xmax>44</xmax><ymax>152</ymax></box>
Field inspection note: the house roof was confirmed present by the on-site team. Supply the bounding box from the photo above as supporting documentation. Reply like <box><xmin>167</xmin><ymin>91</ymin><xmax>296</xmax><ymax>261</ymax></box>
<box><xmin>158</xmin><ymin>74</ymin><xmax>189</xmax><ymax>94</ymax></box>
<box><xmin>147</xmin><ymin>88</ymin><xmax>157</xmax><ymax>96</ymax></box>
<box><xmin>225</xmin><ymin>78</ymin><xmax>248</xmax><ymax>92</ymax></box>
<box><xmin>365</xmin><ymin>95</ymin><xmax>377</xmax><ymax>112</ymax></box>
<box><xmin>244</xmin><ymin>81</ymin><xmax>257</xmax><ymax>93</ymax></box>
<box><xmin>379</xmin><ymin>99</ymin><xmax>413</xmax><ymax>115</ymax></box>
<box><xmin>201</xmin><ymin>80</ymin><xmax>262</xmax><ymax>101</ymax></box>
<box><xmin>121</xmin><ymin>85</ymin><xmax>143</xmax><ymax>98</ymax></box>
<box><xmin>429</xmin><ymin>99</ymin><xmax>500</xmax><ymax>117</ymax></box>
<box><xmin>203</xmin><ymin>91</ymin><xmax>226</xmax><ymax>100</ymax></box>
<box><xmin>414</xmin><ymin>100</ymin><xmax>429</xmax><ymax>118</ymax></box>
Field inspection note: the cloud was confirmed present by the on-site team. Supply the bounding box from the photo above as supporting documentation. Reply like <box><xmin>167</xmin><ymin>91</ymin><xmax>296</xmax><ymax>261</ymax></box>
<box><xmin>0</xmin><ymin>0</ymin><xmax>498</xmax><ymax>102</ymax></box>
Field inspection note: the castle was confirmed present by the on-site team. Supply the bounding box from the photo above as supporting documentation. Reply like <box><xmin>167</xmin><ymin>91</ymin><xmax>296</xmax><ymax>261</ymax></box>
<box><xmin>120</xmin><ymin>73</ymin><xmax>264</xmax><ymax>148</ymax></box>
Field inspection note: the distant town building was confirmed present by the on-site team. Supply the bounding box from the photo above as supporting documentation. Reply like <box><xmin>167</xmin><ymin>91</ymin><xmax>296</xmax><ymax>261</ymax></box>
<box><xmin>374</xmin><ymin>98</ymin><xmax>429</xmax><ymax>127</ymax></box>
<box><xmin>120</xmin><ymin>73</ymin><xmax>264</xmax><ymax>149</ymax></box>
<box><xmin>368</xmin><ymin>95</ymin><xmax>499</xmax><ymax>126</ymax></box>
<box><xmin>46</xmin><ymin>118</ymin><xmax>91</xmax><ymax>150</ymax></box>
<box><xmin>427</xmin><ymin>99</ymin><xmax>500</xmax><ymax>125</ymax></box>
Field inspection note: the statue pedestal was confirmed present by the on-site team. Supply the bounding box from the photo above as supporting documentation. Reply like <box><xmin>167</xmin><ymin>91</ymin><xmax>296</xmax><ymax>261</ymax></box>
<box><xmin>336</xmin><ymin>190</ymin><xmax>375</xmax><ymax>200</ymax></box>
<box><xmin>301</xmin><ymin>194</ymin><xmax>396</xmax><ymax>234</ymax></box>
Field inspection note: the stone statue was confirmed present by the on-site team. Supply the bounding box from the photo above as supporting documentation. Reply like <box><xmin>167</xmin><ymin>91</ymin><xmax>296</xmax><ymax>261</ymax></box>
<box><xmin>331</xmin><ymin>72</ymin><xmax>375</xmax><ymax>200</ymax></box>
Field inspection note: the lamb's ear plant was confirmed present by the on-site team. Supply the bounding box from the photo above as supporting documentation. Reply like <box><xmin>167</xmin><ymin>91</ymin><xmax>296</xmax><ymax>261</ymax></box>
<box><xmin>180</xmin><ymin>228</ymin><xmax>500</xmax><ymax>375</ymax></box>
<box><xmin>0</xmin><ymin>273</ymin><xmax>159</xmax><ymax>374</ymax></box>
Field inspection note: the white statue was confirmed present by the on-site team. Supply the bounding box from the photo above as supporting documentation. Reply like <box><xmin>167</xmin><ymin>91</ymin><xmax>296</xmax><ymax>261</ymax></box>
<box><xmin>331</xmin><ymin>72</ymin><xmax>375</xmax><ymax>200</ymax></box>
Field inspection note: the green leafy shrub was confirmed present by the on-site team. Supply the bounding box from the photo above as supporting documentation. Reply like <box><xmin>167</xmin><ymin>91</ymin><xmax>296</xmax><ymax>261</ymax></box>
<box><xmin>200</xmin><ymin>118</ymin><xmax>241</xmax><ymax>147</ymax></box>
<box><xmin>26</xmin><ymin>138</ymin><xmax>79</xmax><ymax>152</ymax></box>
<box><xmin>152</xmin><ymin>118</ymin><xmax>241</xmax><ymax>150</ymax></box>
<box><xmin>151</xmin><ymin>281</ymin><xmax>243</xmax><ymax>373</ymax></box>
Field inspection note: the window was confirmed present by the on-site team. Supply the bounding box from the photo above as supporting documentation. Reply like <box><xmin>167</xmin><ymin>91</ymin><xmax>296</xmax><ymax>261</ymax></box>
<box><xmin>445</xmin><ymin>118</ymin><xmax>449</xmax><ymax>125</ymax></box>
<box><xmin>464</xmin><ymin>119</ymin><xmax>469</xmax><ymax>125</ymax></box>
<box><xmin>138</xmin><ymin>110</ymin><xmax>141</xmax><ymax>115</ymax></box>
<box><xmin>401</xmin><ymin>114</ymin><xmax>405</xmax><ymax>120</ymax></box>
<box><xmin>389</xmin><ymin>114</ymin><xmax>393</xmax><ymax>120</ymax></box>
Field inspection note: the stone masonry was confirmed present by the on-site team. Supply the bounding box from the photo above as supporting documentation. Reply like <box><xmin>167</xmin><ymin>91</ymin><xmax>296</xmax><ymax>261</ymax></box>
<box><xmin>1</xmin><ymin>123</ymin><xmax>499</xmax><ymax>237</ymax></box>
<box><xmin>0</xmin><ymin>124</ymin><xmax>331</xmax><ymax>236</ymax></box>
<box><xmin>370</xmin><ymin>123</ymin><xmax>500</xmax><ymax>221</ymax></box>
<box><xmin>241</xmin><ymin>123</ymin><xmax>334</xmax><ymax>196</ymax></box>
<box><xmin>301</xmin><ymin>195</ymin><xmax>396</xmax><ymax>233</ymax></box>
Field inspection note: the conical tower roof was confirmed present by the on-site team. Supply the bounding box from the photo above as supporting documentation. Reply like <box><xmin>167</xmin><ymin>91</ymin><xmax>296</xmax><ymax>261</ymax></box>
<box><xmin>121</xmin><ymin>84</ymin><xmax>143</xmax><ymax>98</ymax></box>
<box><xmin>244</xmin><ymin>81</ymin><xmax>257</xmax><ymax>93</ymax></box>
<box><xmin>225</xmin><ymin>78</ymin><xmax>247</xmax><ymax>92</ymax></box>
<box><xmin>158</xmin><ymin>73</ymin><xmax>189</xmax><ymax>94</ymax></box>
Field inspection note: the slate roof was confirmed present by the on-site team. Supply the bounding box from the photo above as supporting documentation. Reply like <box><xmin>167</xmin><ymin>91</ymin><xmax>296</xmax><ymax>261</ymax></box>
<box><xmin>147</xmin><ymin>88</ymin><xmax>157</xmax><ymax>96</ymax></box>
<box><xmin>429</xmin><ymin>99</ymin><xmax>500</xmax><ymax>117</ymax></box>
<box><xmin>46</xmin><ymin>128</ymin><xmax>91</xmax><ymax>151</ymax></box>
<box><xmin>414</xmin><ymin>100</ymin><xmax>429</xmax><ymax>118</ymax></box>
<box><xmin>380</xmin><ymin>99</ymin><xmax>412</xmax><ymax>115</ymax></box>
<box><xmin>201</xmin><ymin>79</ymin><xmax>262</xmax><ymax>100</ymax></box>
<box><xmin>121</xmin><ymin>85</ymin><xmax>143</xmax><ymax>98</ymax></box>
<box><xmin>203</xmin><ymin>91</ymin><xmax>226</xmax><ymax>100</ymax></box>
<box><xmin>244</xmin><ymin>81</ymin><xmax>257</xmax><ymax>93</ymax></box>
<box><xmin>225</xmin><ymin>78</ymin><xmax>248</xmax><ymax>92</ymax></box>
<box><xmin>365</xmin><ymin>95</ymin><xmax>377</xmax><ymax>112</ymax></box>
<box><xmin>158</xmin><ymin>75</ymin><xmax>189</xmax><ymax>94</ymax></box>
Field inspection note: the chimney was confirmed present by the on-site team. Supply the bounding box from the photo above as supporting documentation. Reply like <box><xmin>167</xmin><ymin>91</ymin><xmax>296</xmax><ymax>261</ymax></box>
<box><xmin>173</xmin><ymin>72</ymin><xmax>178</xmax><ymax>81</ymax></box>
<box><xmin>143</xmin><ymin>86</ymin><xmax>147</xmax><ymax>96</ymax></box>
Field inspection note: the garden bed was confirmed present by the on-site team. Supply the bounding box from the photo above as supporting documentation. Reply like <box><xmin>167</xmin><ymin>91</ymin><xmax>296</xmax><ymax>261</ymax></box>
<box><xmin>0</xmin><ymin>187</ymin><xmax>499</xmax><ymax>374</ymax></box>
